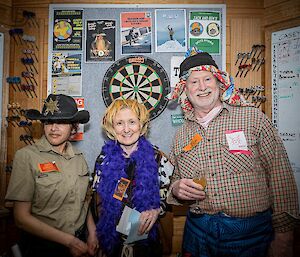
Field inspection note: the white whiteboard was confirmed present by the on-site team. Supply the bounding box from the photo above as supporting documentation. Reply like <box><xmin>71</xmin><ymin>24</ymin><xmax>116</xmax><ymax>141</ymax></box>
<box><xmin>272</xmin><ymin>26</ymin><xmax>300</xmax><ymax>200</ymax></box>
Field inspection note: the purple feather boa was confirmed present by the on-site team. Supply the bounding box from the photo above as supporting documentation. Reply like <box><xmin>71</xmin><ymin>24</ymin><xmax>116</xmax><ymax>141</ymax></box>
<box><xmin>95</xmin><ymin>136</ymin><xmax>161</xmax><ymax>254</ymax></box>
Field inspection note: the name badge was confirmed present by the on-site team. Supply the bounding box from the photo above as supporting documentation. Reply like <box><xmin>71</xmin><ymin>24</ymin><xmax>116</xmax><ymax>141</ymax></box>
<box><xmin>183</xmin><ymin>134</ymin><xmax>202</xmax><ymax>152</ymax></box>
<box><xmin>225</xmin><ymin>130</ymin><xmax>252</xmax><ymax>155</ymax></box>
<box><xmin>113</xmin><ymin>177</ymin><xmax>131</xmax><ymax>201</ymax></box>
<box><xmin>38</xmin><ymin>162</ymin><xmax>59</xmax><ymax>173</ymax></box>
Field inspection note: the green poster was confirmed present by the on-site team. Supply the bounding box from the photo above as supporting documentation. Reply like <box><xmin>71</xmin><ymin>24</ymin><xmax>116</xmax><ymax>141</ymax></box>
<box><xmin>189</xmin><ymin>11</ymin><xmax>221</xmax><ymax>54</ymax></box>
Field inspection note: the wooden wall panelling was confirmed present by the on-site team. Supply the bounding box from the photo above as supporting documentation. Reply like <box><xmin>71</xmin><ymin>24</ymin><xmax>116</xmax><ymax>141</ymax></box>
<box><xmin>230</xmin><ymin>18</ymin><xmax>264</xmax><ymax>109</ymax></box>
<box><xmin>264</xmin><ymin>0</ymin><xmax>300</xmax><ymax>27</ymax></box>
<box><xmin>12</xmin><ymin>0</ymin><xmax>225</xmax><ymax>6</ymax></box>
<box><xmin>5</xmin><ymin>6</ymin><xmax>46</xmax><ymax>195</ymax></box>
<box><xmin>0</xmin><ymin>28</ymin><xmax>11</xmax><ymax>207</ymax></box>
<box><xmin>264</xmin><ymin>0</ymin><xmax>284</xmax><ymax>7</ymax></box>
<box><xmin>172</xmin><ymin>216</ymin><xmax>186</xmax><ymax>254</ymax></box>
<box><xmin>226</xmin><ymin>0</ymin><xmax>263</xmax><ymax>8</ymax></box>
<box><xmin>0</xmin><ymin>0</ymin><xmax>13</xmax><ymax>26</ymax></box>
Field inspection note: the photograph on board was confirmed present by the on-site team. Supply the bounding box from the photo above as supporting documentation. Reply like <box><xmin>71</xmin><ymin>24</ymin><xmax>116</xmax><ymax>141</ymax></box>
<box><xmin>53</xmin><ymin>10</ymin><xmax>83</xmax><ymax>51</ymax></box>
<box><xmin>85</xmin><ymin>19</ymin><xmax>115</xmax><ymax>62</ymax></box>
<box><xmin>120</xmin><ymin>12</ymin><xmax>152</xmax><ymax>54</ymax></box>
<box><xmin>155</xmin><ymin>9</ymin><xmax>187</xmax><ymax>53</ymax></box>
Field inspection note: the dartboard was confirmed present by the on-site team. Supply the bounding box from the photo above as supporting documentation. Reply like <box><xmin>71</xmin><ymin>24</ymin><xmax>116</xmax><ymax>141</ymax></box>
<box><xmin>102</xmin><ymin>56</ymin><xmax>170</xmax><ymax>120</ymax></box>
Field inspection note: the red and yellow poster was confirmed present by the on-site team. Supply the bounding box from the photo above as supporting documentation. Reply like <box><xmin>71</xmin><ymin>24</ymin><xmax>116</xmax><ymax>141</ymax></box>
<box><xmin>120</xmin><ymin>12</ymin><xmax>152</xmax><ymax>54</ymax></box>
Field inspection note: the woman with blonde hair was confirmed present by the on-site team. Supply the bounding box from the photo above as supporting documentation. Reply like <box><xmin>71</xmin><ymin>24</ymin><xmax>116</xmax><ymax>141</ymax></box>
<box><xmin>92</xmin><ymin>99</ymin><xmax>173</xmax><ymax>257</ymax></box>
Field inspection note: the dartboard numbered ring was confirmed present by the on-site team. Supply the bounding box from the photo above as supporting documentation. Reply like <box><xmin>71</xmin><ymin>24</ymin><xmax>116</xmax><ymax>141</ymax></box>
<box><xmin>102</xmin><ymin>56</ymin><xmax>170</xmax><ymax>120</ymax></box>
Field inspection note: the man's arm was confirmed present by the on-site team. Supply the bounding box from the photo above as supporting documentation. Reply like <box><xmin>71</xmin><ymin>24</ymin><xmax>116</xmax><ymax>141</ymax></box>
<box><xmin>167</xmin><ymin>147</ymin><xmax>205</xmax><ymax>203</ymax></box>
<box><xmin>14</xmin><ymin>201</ymin><xmax>88</xmax><ymax>257</ymax></box>
<box><xmin>268</xmin><ymin>231</ymin><xmax>294</xmax><ymax>257</ymax></box>
<box><xmin>258</xmin><ymin>111</ymin><xmax>299</xmax><ymax>256</ymax></box>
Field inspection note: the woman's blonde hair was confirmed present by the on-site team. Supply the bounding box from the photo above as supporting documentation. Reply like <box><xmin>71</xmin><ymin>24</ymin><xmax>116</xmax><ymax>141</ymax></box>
<box><xmin>102</xmin><ymin>99</ymin><xmax>150</xmax><ymax>140</ymax></box>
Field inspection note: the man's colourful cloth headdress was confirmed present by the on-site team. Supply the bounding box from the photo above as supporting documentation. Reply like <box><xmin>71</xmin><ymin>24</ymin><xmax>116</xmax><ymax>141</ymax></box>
<box><xmin>169</xmin><ymin>47</ymin><xmax>252</xmax><ymax>114</ymax></box>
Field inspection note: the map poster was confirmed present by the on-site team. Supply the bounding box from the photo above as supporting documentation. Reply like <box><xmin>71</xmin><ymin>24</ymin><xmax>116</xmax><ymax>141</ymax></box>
<box><xmin>189</xmin><ymin>11</ymin><xmax>221</xmax><ymax>54</ymax></box>
<box><xmin>120</xmin><ymin>12</ymin><xmax>152</xmax><ymax>54</ymax></box>
<box><xmin>85</xmin><ymin>19</ymin><xmax>116</xmax><ymax>62</ymax></box>
<box><xmin>53</xmin><ymin>10</ymin><xmax>83</xmax><ymax>51</ymax></box>
<box><xmin>51</xmin><ymin>52</ymin><xmax>82</xmax><ymax>96</ymax></box>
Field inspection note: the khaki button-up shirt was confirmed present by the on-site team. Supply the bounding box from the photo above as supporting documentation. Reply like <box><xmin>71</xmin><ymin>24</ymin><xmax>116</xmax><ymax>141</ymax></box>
<box><xmin>6</xmin><ymin>135</ymin><xmax>90</xmax><ymax>235</ymax></box>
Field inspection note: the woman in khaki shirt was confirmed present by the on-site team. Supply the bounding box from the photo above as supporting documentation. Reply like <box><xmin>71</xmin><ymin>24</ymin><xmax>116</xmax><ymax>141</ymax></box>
<box><xmin>6</xmin><ymin>94</ymin><xmax>98</xmax><ymax>257</ymax></box>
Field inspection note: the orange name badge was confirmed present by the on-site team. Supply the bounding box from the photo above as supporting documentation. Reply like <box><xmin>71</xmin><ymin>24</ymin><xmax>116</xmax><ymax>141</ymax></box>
<box><xmin>38</xmin><ymin>162</ymin><xmax>59</xmax><ymax>173</ymax></box>
<box><xmin>113</xmin><ymin>177</ymin><xmax>131</xmax><ymax>201</ymax></box>
<box><xmin>183</xmin><ymin>134</ymin><xmax>202</xmax><ymax>152</ymax></box>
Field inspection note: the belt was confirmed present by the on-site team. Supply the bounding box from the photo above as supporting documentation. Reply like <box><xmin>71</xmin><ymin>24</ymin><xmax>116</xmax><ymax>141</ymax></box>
<box><xmin>190</xmin><ymin>208</ymin><xmax>271</xmax><ymax>219</ymax></box>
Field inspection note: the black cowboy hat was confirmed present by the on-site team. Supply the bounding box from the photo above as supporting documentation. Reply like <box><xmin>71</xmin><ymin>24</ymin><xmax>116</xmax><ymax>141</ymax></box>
<box><xmin>25</xmin><ymin>94</ymin><xmax>90</xmax><ymax>124</ymax></box>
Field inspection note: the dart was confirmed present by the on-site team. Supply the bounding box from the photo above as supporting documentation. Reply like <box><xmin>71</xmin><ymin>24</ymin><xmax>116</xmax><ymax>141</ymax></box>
<box><xmin>23</xmin><ymin>49</ymin><xmax>38</xmax><ymax>62</ymax></box>
<box><xmin>20</xmin><ymin>134</ymin><xmax>33</xmax><ymax>145</ymax></box>
<box><xmin>256</xmin><ymin>58</ymin><xmax>265</xmax><ymax>71</ymax></box>
<box><xmin>9</xmin><ymin>29</ymin><xmax>19</xmax><ymax>45</ymax></box>
<box><xmin>14</xmin><ymin>28</ymin><xmax>24</xmax><ymax>45</ymax></box>
<box><xmin>28</xmin><ymin>84</ymin><xmax>37</xmax><ymax>97</ymax></box>
<box><xmin>23</xmin><ymin>10</ymin><xmax>39</xmax><ymax>28</ymax></box>
<box><xmin>243</xmin><ymin>64</ymin><xmax>252</xmax><ymax>78</ymax></box>
<box><xmin>6</xmin><ymin>117</ymin><xmax>16</xmax><ymax>127</ymax></box>
<box><xmin>7</xmin><ymin>104</ymin><xmax>19</xmax><ymax>116</ymax></box>
<box><xmin>256</xmin><ymin>45</ymin><xmax>265</xmax><ymax>59</ymax></box>
<box><xmin>21</xmin><ymin>84</ymin><xmax>33</xmax><ymax>98</ymax></box>
<box><xmin>234</xmin><ymin>53</ymin><xmax>242</xmax><ymax>66</ymax></box>
<box><xmin>22</xmin><ymin>71</ymin><xmax>38</xmax><ymax>86</ymax></box>
<box><xmin>19</xmin><ymin>120</ymin><xmax>33</xmax><ymax>133</ymax></box>
<box><xmin>13</xmin><ymin>77</ymin><xmax>22</xmax><ymax>91</ymax></box>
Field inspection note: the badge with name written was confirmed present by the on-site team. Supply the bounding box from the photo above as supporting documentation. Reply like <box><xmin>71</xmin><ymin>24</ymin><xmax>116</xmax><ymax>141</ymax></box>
<box><xmin>225</xmin><ymin>130</ymin><xmax>252</xmax><ymax>155</ymax></box>
<box><xmin>113</xmin><ymin>177</ymin><xmax>131</xmax><ymax>201</ymax></box>
<box><xmin>183</xmin><ymin>134</ymin><xmax>202</xmax><ymax>152</ymax></box>
<box><xmin>38</xmin><ymin>162</ymin><xmax>60</xmax><ymax>173</ymax></box>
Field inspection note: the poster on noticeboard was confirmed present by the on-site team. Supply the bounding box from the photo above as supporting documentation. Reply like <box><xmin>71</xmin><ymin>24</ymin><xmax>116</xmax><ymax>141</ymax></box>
<box><xmin>155</xmin><ymin>9</ymin><xmax>187</xmax><ymax>53</ymax></box>
<box><xmin>53</xmin><ymin>10</ymin><xmax>83</xmax><ymax>51</ymax></box>
<box><xmin>85</xmin><ymin>19</ymin><xmax>116</xmax><ymax>62</ymax></box>
<box><xmin>51</xmin><ymin>52</ymin><xmax>82</xmax><ymax>96</ymax></box>
<box><xmin>120</xmin><ymin>12</ymin><xmax>152</xmax><ymax>54</ymax></box>
<box><xmin>189</xmin><ymin>11</ymin><xmax>221</xmax><ymax>54</ymax></box>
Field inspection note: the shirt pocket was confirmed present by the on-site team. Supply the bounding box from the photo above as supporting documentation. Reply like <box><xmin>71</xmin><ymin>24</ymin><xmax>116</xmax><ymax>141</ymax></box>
<box><xmin>35</xmin><ymin>172</ymin><xmax>62</xmax><ymax>208</ymax></box>
<box><xmin>77</xmin><ymin>169</ymin><xmax>90</xmax><ymax>202</ymax></box>
<box><xmin>220</xmin><ymin>134</ymin><xmax>258</xmax><ymax>174</ymax></box>
<box><xmin>177</xmin><ymin>147</ymin><xmax>201</xmax><ymax>178</ymax></box>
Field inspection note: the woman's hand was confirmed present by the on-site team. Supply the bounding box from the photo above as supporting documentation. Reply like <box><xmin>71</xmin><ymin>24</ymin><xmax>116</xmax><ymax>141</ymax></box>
<box><xmin>85</xmin><ymin>209</ymin><xmax>99</xmax><ymax>256</ymax></box>
<box><xmin>67</xmin><ymin>236</ymin><xmax>89</xmax><ymax>257</ymax></box>
<box><xmin>138</xmin><ymin>208</ymin><xmax>160</xmax><ymax>235</ymax></box>
<box><xmin>87</xmin><ymin>230</ymin><xmax>99</xmax><ymax>256</ymax></box>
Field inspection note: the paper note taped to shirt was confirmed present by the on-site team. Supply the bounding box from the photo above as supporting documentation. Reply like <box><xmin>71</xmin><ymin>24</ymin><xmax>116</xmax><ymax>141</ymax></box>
<box><xmin>225</xmin><ymin>130</ymin><xmax>252</xmax><ymax>155</ymax></box>
<box><xmin>116</xmin><ymin>206</ymin><xmax>148</xmax><ymax>244</ymax></box>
